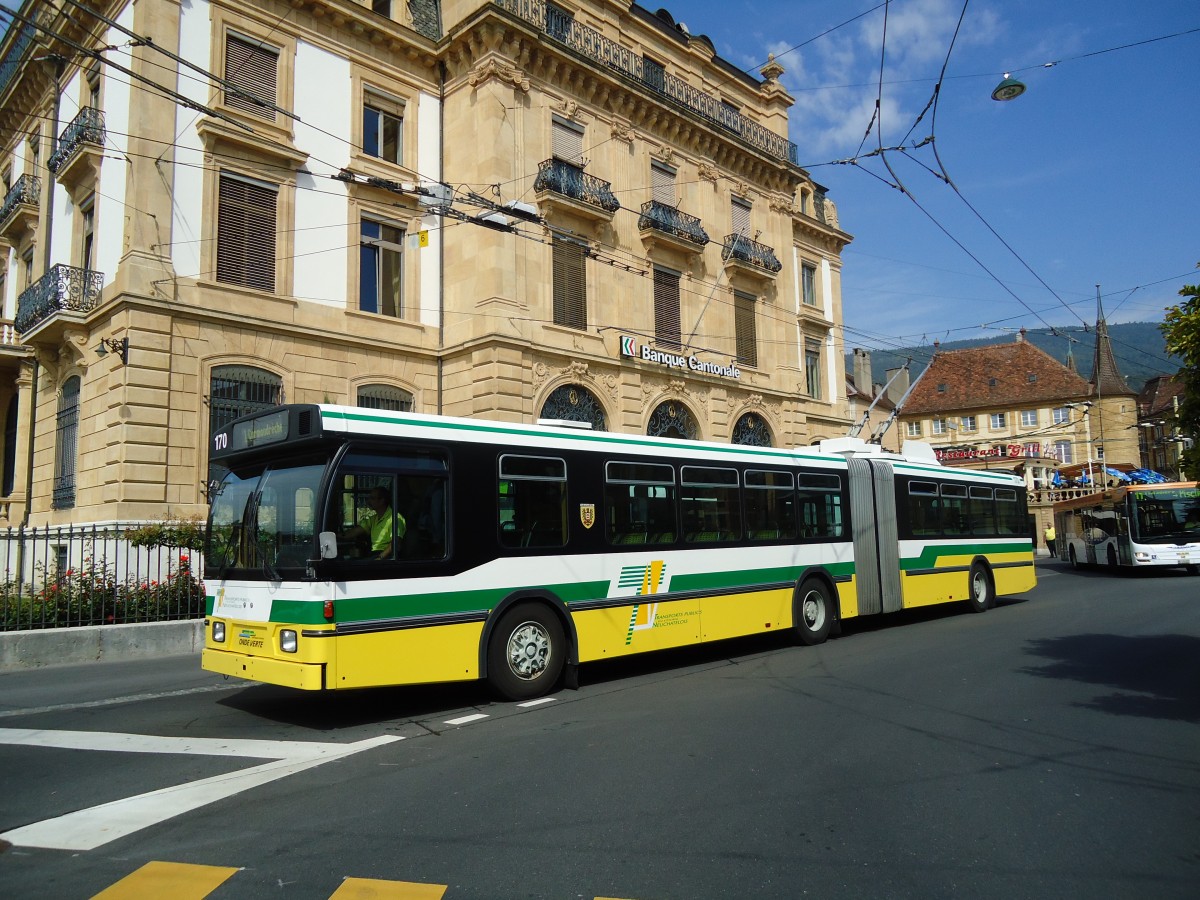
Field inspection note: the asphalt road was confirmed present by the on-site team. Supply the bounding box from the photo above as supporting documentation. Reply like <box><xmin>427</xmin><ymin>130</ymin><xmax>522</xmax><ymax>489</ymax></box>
<box><xmin>1</xmin><ymin>559</ymin><xmax>1198</xmax><ymax>899</ymax></box>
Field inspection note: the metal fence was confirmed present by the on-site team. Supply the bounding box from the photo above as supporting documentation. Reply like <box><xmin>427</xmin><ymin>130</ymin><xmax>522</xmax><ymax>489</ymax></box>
<box><xmin>0</xmin><ymin>523</ymin><xmax>204</xmax><ymax>631</ymax></box>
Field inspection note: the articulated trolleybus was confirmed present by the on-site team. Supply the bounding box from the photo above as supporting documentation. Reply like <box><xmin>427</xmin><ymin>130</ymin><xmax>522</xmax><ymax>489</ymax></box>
<box><xmin>202</xmin><ymin>405</ymin><xmax>1037</xmax><ymax>700</ymax></box>
<box><xmin>1053</xmin><ymin>482</ymin><xmax>1200</xmax><ymax>572</ymax></box>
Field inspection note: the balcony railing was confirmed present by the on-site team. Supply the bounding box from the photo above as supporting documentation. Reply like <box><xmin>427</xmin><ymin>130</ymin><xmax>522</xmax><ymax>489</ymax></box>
<box><xmin>0</xmin><ymin>173</ymin><xmax>40</xmax><ymax>223</ymax></box>
<box><xmin>495</xmin><ymin>0</ymin><xmax>798</xmax><ymax>165</ymax></box>
<box><xmin>14</xmin><ymin>264</ymin><xmax>104</xmax><ymax>334</ymax></box>
<box><xmin>638</xmin><ymin>200</ymin><xmax>708</xmax><ymax>246</ymax></box>
<box><xmin>48</xmin><ymin>106</ymin><xmax>105</xmax><ymax>175</ymax></box>
<box><xmin>722</xmin><ymin>233</ymin><xmax>782</xmax><ymax>273</ymax></box>
<box><xmin>534</xmin><ymin>158</ymin><xmax>620</xmax><ymax>212</ymax></box>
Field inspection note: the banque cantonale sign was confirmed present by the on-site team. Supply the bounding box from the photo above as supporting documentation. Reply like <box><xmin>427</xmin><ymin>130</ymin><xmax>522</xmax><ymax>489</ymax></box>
<box><xmin>620</xmin><ymin>335</ymin><xmax>741</xmax><ymax>380</ymax></box>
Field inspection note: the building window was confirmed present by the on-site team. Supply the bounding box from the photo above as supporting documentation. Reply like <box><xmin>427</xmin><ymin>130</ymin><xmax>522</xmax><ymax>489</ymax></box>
<box><xmin>961</xmin><ymin>415</ymin><xmax>977</xmax><ymax>432</ymax></box>
<box><xmin>224</xmin><ymin>34</ymin><xmax>278</xmax><ymax>118</ymax></box>
<box><xmin>85</xmin><ymin>63</ymin><xmax>102</xmax><ymax>108</ymax></box>
<box><xmin>363</xmin><ymin>91</ymin><xmax>403</xmax><ymax>165</ymax></box>
<box><xmin>209</xmin><ymin>366</ymin><xmax>282</xmax><ymax>435</ymax></box>
<box><xmin>804</xmin><ymin>339</ymin><xmax>822</xmax><ymax>400</ymax></box>
<box><xmin>931</xmin><ymin>418</ymin><xmax>946</xmax><ymax>435</ymax></box>
<box><xmin>651</xmin><ymin>161</ymin><xmax>676</xmax><ymax>206</ymax></box>
<box><xmin>642</xmin><ymin>55</ymin><xmax>665</xmax><ymax>93</ymax></box>
<box><xmin>552</xmin><ymin>116</ymin><xmax>584</xmax><ymax>164</ymax></box>
<box><xmin>1052</xmin><ymin>406</ymin><xmax>1070</xmax><ymax>425</ymax></box>
<box><xmin>1024</xmin><ymin>442</ymin><xmax>1040</xmax><ymax>457</ymax></box>
<box><xmin>21</xmin><ymin>247</ymin><xmax>34</xmax><ymax>290</ymax></box>
<box><xmin>540</xmin><ymin>384</ymin><xmax>607</xmax><ymax>431</ymax></box>
<box><xmin>552</xmin><ymin>237</ymin><xmax>586</xmax><ymax>330</ymax></box>
<box><xmin>990</xmin><ymin>412</ymin><xmax>1007</xmax><ymax>430</ymax></box>
<box><xmin>360</xmin><ymin>218</ymin><xmax>404</xmax><ymax>316</ymax></box>
<box><xmin>1021</xmin><ymin>410</ymin><xmax>1037</xmax><ymax>428</ymax></box>
<box><xmin>52</xmin><ymin>376</ymin><xmax>80</xmax><ymax>509</ymax></box>
<box><xmin>732</xmin><ymin>412</ymin><xmax>772</xmax><ymax>447</ymax></box>
<box><xmin>357</xmin><ymin>384</ymin><xmax>413</xmax><ymax>411</ymax></box>
<box><xmin>80</xmin><ymin>194</ymin><xmax>96</xmax><ymax>272</ymax></box>
<box><xmin>653</xmin><ymin>266</ymin><xmax>681</xmax><ymax>350</ymax></box>
<box><xmin>734</xmin><ymin>290</ymin><xmax>757</xmax><ymax>367</ymax></box>
<box><xmin>217</xmin><ymin>173</ymin><xmax>277</xmax><ymax>292</ymax></box>
<box><xmin>801</xmin><ymin>263</ymin><xmax>817</xmax><ymax>306</ymax></box>
<box><xmin>906</xmin><ymin>421</ymin><xmax>922</xmax><ymax>438</ymax></box>
<box><xmin>2</xmin><ymin>396</ymin><xmax>17</xmax><ymax>497</ymax></box>
<box><xmin>647</xmin><ymin>400</ymin><xmax>698</xmax><ymax>440</ymax></box>
<box><xmin>1054</xmin><ymin>440</ymin><xmax>1073</xmax><ymax>464</ymax></box>
<box><xmin>731</xmin><ymin>195</ymin><xmax>751</xmax><ymax>236</ymax></box>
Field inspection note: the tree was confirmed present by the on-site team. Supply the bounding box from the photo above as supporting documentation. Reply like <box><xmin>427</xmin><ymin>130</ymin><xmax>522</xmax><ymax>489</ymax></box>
<box><xmin>1160</xmin><ymin>263</ymin><xmax>1200</xmax><ymax>478</ymax></box>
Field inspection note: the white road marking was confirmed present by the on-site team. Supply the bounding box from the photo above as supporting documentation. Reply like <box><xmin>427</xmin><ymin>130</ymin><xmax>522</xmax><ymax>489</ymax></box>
<box><xmin>0</xmin><ymin>730</ymin><xmax>401</xmax><ymax>851</ymax></box>
<box><xmin>443</xmin><ymin>713</ymin><xmax>488</xmax><ymax>726</ymax></box>
<box><xmin>517</xmin><ymin>697</ymin><xmax>556</xmax><ymax>707</ymax></box>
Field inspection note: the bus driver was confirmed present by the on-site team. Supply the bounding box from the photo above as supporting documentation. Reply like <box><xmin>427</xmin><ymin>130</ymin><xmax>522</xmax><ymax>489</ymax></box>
<box><xmin>344</xmin><ymin>486</ymin><xmax>405</xmax><ymax>559</ymax></box>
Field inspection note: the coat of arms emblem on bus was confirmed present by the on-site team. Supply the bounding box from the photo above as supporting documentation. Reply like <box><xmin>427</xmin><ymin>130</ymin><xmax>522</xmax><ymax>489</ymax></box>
<box><xmin>579</xmin><ymin>503</ymin><xmax>596</xmax><ymax>529</ymax></box>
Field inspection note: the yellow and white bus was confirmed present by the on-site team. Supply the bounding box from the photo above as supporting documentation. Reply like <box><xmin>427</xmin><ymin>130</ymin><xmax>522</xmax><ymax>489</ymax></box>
<box><xmin>201</xmin><ymin>405</ymin><xmax>1037</xmax><ymax>699</ymax></box>
<box><xmin>1053</xmin><ymin>482</ymin><xmax>1200</xmax><ymax>572</ymax></box>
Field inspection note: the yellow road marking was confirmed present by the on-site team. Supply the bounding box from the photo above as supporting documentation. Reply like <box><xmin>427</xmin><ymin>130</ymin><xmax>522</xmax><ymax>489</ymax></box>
<box><xmin>91</xmin><ymin>861</ymin><xmax>239</xmax><ymax>899</ymax></box>
<box><xmin>330</xmin><ymin>877</ymin><xmax>448</xmax><ymax>899</ymax></box>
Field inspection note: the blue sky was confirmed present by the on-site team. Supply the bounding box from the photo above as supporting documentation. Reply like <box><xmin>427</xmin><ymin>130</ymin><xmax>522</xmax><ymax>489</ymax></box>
<box><xmin>678</xmin><ymin>0</ymin><xmax>1198</xmax><ymax>368</ymax></box>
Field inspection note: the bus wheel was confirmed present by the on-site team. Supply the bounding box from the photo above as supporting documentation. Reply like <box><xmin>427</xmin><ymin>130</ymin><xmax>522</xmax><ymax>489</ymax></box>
<box><xmin>1107</xmin><ymin>546</ymin><xmax>1119</xmax><ymax>568</ymax></box>
<box><xmin>795</xmin><ymin>580</ymin><xmax>832</xmax><ymax>646</ymax></box>
<box><xmin>967</xmin><ymin>563</ymin><xmax>994</xmax><ymax>613</ymax></box>
<box><xmin>1069</xmin><ymin>546</ymin><xmax>1079</xmax><ymax>568</ymax></box>
<box><xmin>1187</xmin><ymin>565</ymin><xmax>1199</xmax><ymax>576</ymax></box>
<box><xmin>487</xmin><ymin>604</ymin><xmax>565</xmax><ymax>701</ymax></box>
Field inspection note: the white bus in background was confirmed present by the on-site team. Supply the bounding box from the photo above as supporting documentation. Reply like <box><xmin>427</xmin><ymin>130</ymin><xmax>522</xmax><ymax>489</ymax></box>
<box><xmin>1053</xmin><ymin>483</ymin><xmax>1200</xmax><ymax>573</ymax></box>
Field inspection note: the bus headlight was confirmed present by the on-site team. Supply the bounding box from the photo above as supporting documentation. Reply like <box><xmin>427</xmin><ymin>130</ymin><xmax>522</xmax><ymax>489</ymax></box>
<box><xmin>212</xmin><ymin>621</ymin><xmax>226</xmax><ymax>643</ymax></box>
<box><xmin>280</xmin><ymin>629</ymin><xmax>298</xmax><ymax>653</ymax></box>
<box><xmin>1134</xmin><ymin>551</ymin><xmax>1151</xmax><ymax>562</ymax></box>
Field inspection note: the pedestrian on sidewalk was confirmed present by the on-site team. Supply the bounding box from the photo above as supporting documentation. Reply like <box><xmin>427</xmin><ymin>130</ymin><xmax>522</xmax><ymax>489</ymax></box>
<box><xmin>1044</xmin><ymin>522</ymin><xmax>1057</xmax><ymax>557</ymax></box>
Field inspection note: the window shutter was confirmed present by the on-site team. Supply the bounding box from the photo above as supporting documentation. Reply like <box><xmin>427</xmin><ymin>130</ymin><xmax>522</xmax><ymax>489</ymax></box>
<box><xmin>731</xmin><ymin>197</ymin><xmax>751</xmax><ymax>235</ymax></box>
<box><xmin>552</xmin><ymin>238</ymin><xmax>587</xmax><ymax>330</ymax></box>
<box><xmin>224</xmin><ymin>35</ymin><xmax>278</xmax><ymax>116</ymax></box>
<box><xmin>358</xmin><ymin>384</ymin><xmax>414</xmax><ymax>411</ymax></box>
<box><xmin>651</xmin><ymin>163</ymin><xmax>675</xmax><ymax>206</ymax></box>
<box><xmin>653</xmin><ymin>267</ymin><xmax>681</xmax><ymax>349</ymax></box>
<box><xmin>217</xmin><ymin>174</ymin><xmax>277</xmax><ymax>292</ymax></box>
<box><xmin>734</xmin><ymin>290</ymin><xmax>757</xmax><ymax>367</ymax></box>
<box><xmin>552</xmin><ymin>118</ymin><xmax>584</xmax><ymax>164</ymax></box>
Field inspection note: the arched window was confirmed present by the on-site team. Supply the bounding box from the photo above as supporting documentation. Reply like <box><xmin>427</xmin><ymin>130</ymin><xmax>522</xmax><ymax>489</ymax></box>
<box><xmin>209</xmin><ymin>365</ymin><xmax>282</xmax><ymax>434</ymax></box>
<box><xmin>52</xmin><ymin>376</ymin><xmax>80</xmax><ymax>509</ymax></box>
<box><xmin>732</xmin><ymin>412</ymin><xmax>772</xmax><ymax>447</ymax></box>
<box><xmin>357</xmin><ymin>384</ymin><xmax>413</xmax><ymax>412</ymax></box>
<box><xmin>539</xmin><ymin>384</ymin><xmax>606</xmax><ymax>431</ymax></box>
<box><xmin>647</xmin><ymin>400</ymin><xmax>698</xmax><ymax>440</ymax></box>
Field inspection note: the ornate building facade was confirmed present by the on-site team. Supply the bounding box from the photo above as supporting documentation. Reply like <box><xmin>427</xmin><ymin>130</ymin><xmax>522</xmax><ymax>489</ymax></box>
<box><xmin>0</xmin><ymin>0</ymin><xmax>853</xmax><ymax>529</ymax></box>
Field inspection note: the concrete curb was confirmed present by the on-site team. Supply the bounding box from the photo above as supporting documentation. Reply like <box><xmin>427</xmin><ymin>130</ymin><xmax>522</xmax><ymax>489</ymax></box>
<box><xmin>0</xmin><ymin>620</ymin><xmax>204</xmax><ymax>671</ymax></box>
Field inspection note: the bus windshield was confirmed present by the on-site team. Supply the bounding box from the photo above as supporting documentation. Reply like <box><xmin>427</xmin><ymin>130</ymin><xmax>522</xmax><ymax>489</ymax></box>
<box><xmin>205</xmin><ymin>454</ymin><xmax>328</xmax><ymax>577</ymax></box>
<box><xmin>1130</xmin><ymin>488</ymin><xmax>1200</xmax><ymax>544</ymax></box>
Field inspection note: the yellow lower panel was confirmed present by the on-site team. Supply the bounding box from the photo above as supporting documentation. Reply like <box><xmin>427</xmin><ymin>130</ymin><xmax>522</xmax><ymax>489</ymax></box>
<box><xmin>995</xmin><ymin>559</ymin><xmax>1037</xmax><ymax>594</ymax></box>
<box><xmin>328</xmin><ymin>621</ymin><xmax>483</xmax><ymax>689</ymax></box>
<box><xmin>901</xmin><ymin>570</ymin><xmax>965</xmax><ymax>608</ymax></box>
<box><xmin>700</xmin><ymin>588</ymin><xmax>791</xmax><ymax>641</ymax></box>
<box><xmin>202</xmin><ymin>647</ymin><xmax>326</xmax><ymax>690</ymax></box>
<box><xmin>574</xmin><ymin>599</ymin><xmax>701</xmax><ymax>662</ymax></box>
<box><xmin>837</xmin><ymin>579</ymin><xmax>860</xmax><ymax>620</ymax></box>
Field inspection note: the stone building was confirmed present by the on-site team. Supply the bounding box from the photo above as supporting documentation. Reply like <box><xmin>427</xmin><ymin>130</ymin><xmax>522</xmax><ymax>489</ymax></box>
<box><xmin>0</xmin><ymin>0</ymin><xmax>853</xmax><ymax>530</ymax></box>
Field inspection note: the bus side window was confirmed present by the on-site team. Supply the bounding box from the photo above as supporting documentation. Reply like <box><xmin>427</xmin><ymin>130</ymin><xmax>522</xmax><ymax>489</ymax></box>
<box><xmin>908</xmin><ymin>481</ymin><xmax>940</xmax><ymax>536</ymax></box>
<box><xmin>499</xmin><ymin>455</ymin><xmax>567</xmax><ymax>548</ymax></box>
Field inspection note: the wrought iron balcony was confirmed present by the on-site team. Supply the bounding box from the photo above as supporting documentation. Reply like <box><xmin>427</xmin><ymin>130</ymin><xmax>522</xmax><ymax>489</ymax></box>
<box><xmin>0</xmin><ymin>174</ymin><xmax>40</xmax><ymax>243</ymax></box>
<box><xmin>495</xmin><ymin>0</ymin><xmax>798</xmax><ymax>165</ymax></box>
<box><xmin>48</xmin><ymin>106</ymin><xmax>106</xmax><ymax>175</ymax></box>
<box><xmin>638</xmin><ymin>200</ymin><xmax>709</xmax><ymax>247</ymax></box>
<box><xmin>14</xmin><ymin>264</ymin><xmax>104</xmax><ymax>335</ymax></box>
<box><xmin>722</xmin><ymin>234</ymin><xmax>782</xmax><ymax>274</ymax></box>
<box><xmin>534</xmin><ymin>158</ymin><xmax>620</xmax><ymax>213</ymax></box>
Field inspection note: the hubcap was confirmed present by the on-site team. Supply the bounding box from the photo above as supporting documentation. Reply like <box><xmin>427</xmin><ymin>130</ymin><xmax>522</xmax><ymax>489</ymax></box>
<box><xmin>506</xmin><ymin>621</ymin><xmax>550</xmax><ymax>681</ymax></box>
<box><xmin>802</xmin><ymin>591</ymin><xmax>825</xmax><ymax>630</ymax></box>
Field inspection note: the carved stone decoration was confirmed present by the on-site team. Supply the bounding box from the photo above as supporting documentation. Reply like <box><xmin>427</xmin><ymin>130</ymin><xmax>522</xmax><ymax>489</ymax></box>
<box><xmin>565</xmin><ymin>360</ymin><xmax>589</xmax><ymax>379</ymax></box>
<box><xmin>467</xmin><ymin>58</ymin><xmax>530</xmax><ymax>93</ymax></box>
<box><xmin>697</xmin><ymin>163</ymin><xmax>720</xmax><ymax>184</ymax></box>
<box><xmin>652</xmin><ymin>146</ymin><xmax>676</xmax><ymax>167</ymax></box>
<box><xmin>532</xmin><ymin>361</ymin><xmax>551</xmax><ymax>388</ymax></box>
<box><xmin>610</xmin><ymin>118</ymin><xmax>635</xmax><ymax>144</ymax></box>
<box><xmin>552</xmin><ymin>98</ymin><xmax>581</xmax><ymax>120</ymax></box>
<box><xmin>760</xmin><ymin>53</ymin><xmax>785</xmax><ymax>84</ymax></box>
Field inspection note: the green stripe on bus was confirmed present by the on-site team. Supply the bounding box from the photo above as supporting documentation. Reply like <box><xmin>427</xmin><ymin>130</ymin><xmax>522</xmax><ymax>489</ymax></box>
<box><xmin>669</xmin><ymin>562</ymin><xmax>855</xmax><ymax>592</ymax></box>
<box><xmin>900</xmin><ymin>542</ymin><xmax>1030</xmax><ymax>570</ymax></box>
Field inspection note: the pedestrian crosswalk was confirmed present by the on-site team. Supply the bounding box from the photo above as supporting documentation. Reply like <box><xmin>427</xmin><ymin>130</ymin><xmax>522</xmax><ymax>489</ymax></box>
<box><xmin>90</xmin><ymin>860</ymin><xmax>638</xmax><ymax>899</ymax></box>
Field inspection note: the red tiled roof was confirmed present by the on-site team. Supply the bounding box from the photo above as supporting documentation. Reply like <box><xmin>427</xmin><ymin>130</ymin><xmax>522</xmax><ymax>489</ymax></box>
<box><xmin>1137</xmin><ymin>374</ymin><xmax>1184</xmax><ymax>418</ymax></box>
<box><xmin>904</xmin><ymin>338</ymin><xmax>1093</xmax><ymax>415</ymax></box>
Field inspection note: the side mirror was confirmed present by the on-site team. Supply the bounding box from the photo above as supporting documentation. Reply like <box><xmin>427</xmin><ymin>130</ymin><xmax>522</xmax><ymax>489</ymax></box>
<box><xmin>318</xmin><ymin>531</ymin><xmax>338</xmax><ymax>559</ymax></box>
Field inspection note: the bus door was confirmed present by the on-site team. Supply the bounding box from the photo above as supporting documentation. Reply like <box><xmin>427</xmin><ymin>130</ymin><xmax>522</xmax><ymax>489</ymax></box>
<box><xmin>847</xmin><ymin>458</ymin><xmax>903</xmax><ymax>615</ymax></box>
